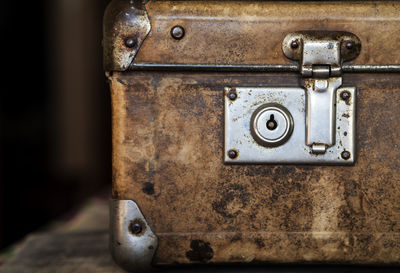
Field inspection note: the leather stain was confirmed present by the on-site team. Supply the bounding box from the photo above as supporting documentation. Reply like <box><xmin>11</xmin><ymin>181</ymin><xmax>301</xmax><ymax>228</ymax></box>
<box><xmin>186</xmin><ymin>240</ymin><xmax>214</xmax><ymax>262</ymax></box>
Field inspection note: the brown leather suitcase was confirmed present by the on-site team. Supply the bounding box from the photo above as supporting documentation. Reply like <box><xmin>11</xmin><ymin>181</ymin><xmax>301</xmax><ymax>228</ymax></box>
<box><xmin>103</xmin><ymin>1</ymin><xmax>400</xmax><ymax>271</ymax></box>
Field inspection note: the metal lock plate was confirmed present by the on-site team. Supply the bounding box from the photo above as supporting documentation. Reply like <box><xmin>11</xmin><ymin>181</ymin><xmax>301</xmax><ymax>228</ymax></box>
<box><xmin>223</xmin><ymin>31</ymin><xmax>360</xmax><ymax>165</ymax></box>
<box><xmin>224</xmin><ymin>86</ymin><xmax>356</xmax><ymax>164</ymax></box>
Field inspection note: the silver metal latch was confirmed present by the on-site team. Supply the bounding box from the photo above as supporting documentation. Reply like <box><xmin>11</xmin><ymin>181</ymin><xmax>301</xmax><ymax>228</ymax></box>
<box><xmin>283</xmin><ymin>32</ymin><xmax>361</xmax><ymax>154</ymax></box>
<box><xmin>224</xmin><ymin>31</ymin><xmax>360</xmax><ymax>165</ymax></box>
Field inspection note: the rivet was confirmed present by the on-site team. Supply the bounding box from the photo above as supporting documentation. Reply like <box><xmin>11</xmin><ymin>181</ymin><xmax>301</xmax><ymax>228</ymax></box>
<box><xmin>129</xmin><ymin>221</ymin><xmax>143</xmax><ymax>235</ymax></box>
<box><xmin>340</xmin><ymin>91</ymin><xmax>351</xmax><ymax>101</ymax></box>
<box><xmin>290</xmin><ymin>40</ymin><xmax>299</xmax><ymax>49</ymax></box>
<box><xmin>345</xmin><ymin>41</ymin><xmax>354</xmax><ymax>50</ymax></box>
<box><xmin>228</xmin><ymin>90</ymin><xmax>237</xmax><ymax>101</ymax></box>
<box><xmin>228</xmin><ymin>150</ymin><xmax>238</xmax><ymax>159</ymax></box>
<box><xmin>124</xmin><ymin>37</ymin><xmax>136</xmax><ymax>48</ymax></box>
<box><xmin>341</xmin><ymin>151</ymin><xmax>351</xmax><ymax>160</ymax></box>
<box><xmin>171</xmin><ymin>26</ymin><xmax>185</xmax><ymax>40</ymax></box>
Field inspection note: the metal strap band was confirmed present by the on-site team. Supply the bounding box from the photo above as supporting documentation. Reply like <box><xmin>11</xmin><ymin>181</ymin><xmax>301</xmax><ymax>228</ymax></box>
<box><xmin>129</xmin><ymin>63</ymin><xmax>400</xmax><ymax>73</ymax></box>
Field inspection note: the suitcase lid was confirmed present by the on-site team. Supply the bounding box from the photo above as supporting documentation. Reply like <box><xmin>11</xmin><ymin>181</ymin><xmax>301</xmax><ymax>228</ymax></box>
<box><xmin>103</xmin><ymin>0</ymin><xmax>400</xmax><ymax>72</ymax></box>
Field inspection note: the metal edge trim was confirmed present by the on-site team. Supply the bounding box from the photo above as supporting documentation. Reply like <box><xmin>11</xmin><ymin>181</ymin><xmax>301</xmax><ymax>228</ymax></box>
<box><xmin>128</xmin><ymin>63</ymin><xmax>400</xmax><ymax>73</ymax></box>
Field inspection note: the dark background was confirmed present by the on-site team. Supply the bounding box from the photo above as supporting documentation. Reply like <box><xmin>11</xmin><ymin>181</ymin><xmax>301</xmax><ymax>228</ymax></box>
<box><xmin>0</xmin><ymin>0</ymin><xmax>111</xmax><ymax>249</ymax></box>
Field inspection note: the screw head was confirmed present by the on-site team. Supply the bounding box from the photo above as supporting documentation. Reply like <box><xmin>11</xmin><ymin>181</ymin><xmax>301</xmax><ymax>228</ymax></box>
<box><xmin>228</xmin><ymin>91</ymin><xmax>237</xmax><ymax>101</ymax></box>
<box><xmin>124</xmin><ymin>37</ymin><xmax>136</xmax><ymax>48</ymax></box>
<box><xmin>341</xmin><ymin>151</ymin><xmax>351</xmax><ymax>160</ymax></box>
<box><xmin>340</xmin><ymin>91</ymin><xmax>351</xmax><ymax>101</ymax></box>
<box><xmin>345</xmin><ymin>41</ymin><xmax>354</xmax><ymax>50</ymax></box>
<box><xmin>290</xmin><ymin>40</ymin><xmax>299</xmax><ymax>49</ymax></box>
<box><xmin>129</xmin><ymin>221</ymin><xmax>143</xmax><ymax>235</ymax></box>
<box><xmin>228</xmin><ymin>149</ymin><xmax>238</xmax><ymax>159</ymax></box>
<box><xmin>171</xmin><ymin>26</ymin><xmax>185</xmax><ymax>40</ymax></box>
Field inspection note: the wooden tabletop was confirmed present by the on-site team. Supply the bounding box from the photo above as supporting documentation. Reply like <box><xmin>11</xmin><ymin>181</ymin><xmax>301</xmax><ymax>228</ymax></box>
<box><xmin>1</xmin><ymin>197</ymin><xmax>399</xmax><ymax>273</ymax></box>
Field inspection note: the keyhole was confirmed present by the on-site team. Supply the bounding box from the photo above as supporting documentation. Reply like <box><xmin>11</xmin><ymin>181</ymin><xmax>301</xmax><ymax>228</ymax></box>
<box><xmin>266</xmin><ymin>114</ymin><xmax>278</xmax><ymax>130</ymax></box>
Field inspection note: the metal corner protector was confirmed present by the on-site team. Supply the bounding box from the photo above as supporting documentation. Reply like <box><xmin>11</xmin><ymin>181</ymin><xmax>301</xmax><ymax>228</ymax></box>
<box><xmin>110</xmin><ymin>199</ymin><xmax>158</xmax><ymax>272</ymax></box>
<box><xmin>103</xmin><ymin>0</ymin><xmax>151</xmax><ymax>71</ymax></box>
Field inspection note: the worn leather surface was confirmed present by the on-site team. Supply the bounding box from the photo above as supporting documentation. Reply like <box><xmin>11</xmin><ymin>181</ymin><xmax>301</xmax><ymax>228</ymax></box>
<box><xmin>109</xmin><ymin>71</ymin><xmax>400</xmax><ymax>265</ymax></box>
<box><xmin>135</xmin><ymin>1</ymin><xmax>400</xmax><ymax>66</ymax></box>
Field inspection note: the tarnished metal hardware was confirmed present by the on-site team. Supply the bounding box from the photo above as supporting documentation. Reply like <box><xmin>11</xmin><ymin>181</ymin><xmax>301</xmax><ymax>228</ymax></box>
<box><xmin>110</xmin><ymin>199</ymin><xmax>158</xmax><ymax>272</ymax></box>
<box><xmin>124</xmin><ymin>37</ymin><xmax>137</xmax><ymax>49</ymax></box>
<box><xmin>225</xmin><ymin>87</ymin><xmax>355</xmax><ymax>164</ymax></box>
<box><xmin>341</xmin><ymin>150</ymin><xmax>351</xmax><ymax>160</ymax></box>
<box><xmin>103</xmin><ymin>0</ymin><xmax>151</xmax><ymax>71</ymax></box>
<box><xmin>128</xmin><ymin>63</ymin><xmax>400</xmax><ymax>73</ymax></box>
<box><xmin>283</xmin><ymin>31</ymin><xmax>360</xmax><ymax>155</ymax></box>
<box><xmin>304</xmin><ymin>77</ymin><xmax>342</xmax><ymax>153</ymax></box>
<box><xmin>171</xmin><ymin>26</ymin><xmax>185</xmax><ymax>40</ymax></box>
<box><xmin>282</xmin><ymin>31</ymin><xmax>361</xmax><ymax>77</ymax></box>
<box><xmin>227</xmin><ymin>149</ymin><xmax>238</xmax><ymax>160</ymax></box>
<box><xmin>224</xmin><ymin>32</ymin><xmax>358</xmax><ymax>164</ymax></box>
<box><xmin>250</xmin><ymin>103</ymin><xmax>294</xmax><ymax>147</ymax></box>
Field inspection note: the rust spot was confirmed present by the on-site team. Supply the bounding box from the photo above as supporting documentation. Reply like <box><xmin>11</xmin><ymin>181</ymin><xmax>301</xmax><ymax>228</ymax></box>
<box><xmin>212</xmin><ymin>184</ymin><xmax>251</xmax><ymax>218</ymax></box>
<box><xmin>230</xmin><ymin>233</ymin><xmax>242</xmax><ymax>242</ymax></box>
<box><xmin>142</xmin><ymin>182</ymin><xmax>155</xmax><ymax>195</ymax></box>
<box><xmin>342</xmin><ymin>113</ymin><xmax>350</xmax><ymax>118</ymax></box>
<box><xmin>254</xmin><ymin>238</ymin><xmax>266</xmax><ymax>249</ymax></box>
<box><xmin>186</xmin><ymin>240</ymin><xmax>214</xmax><ymax>262</ymax></box>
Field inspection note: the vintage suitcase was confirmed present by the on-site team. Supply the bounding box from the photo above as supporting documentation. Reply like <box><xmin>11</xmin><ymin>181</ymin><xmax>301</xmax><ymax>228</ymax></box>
<box><xmin>103</xmin><ymin>0</ymin><xmax>400</xmax><ymax>271</ymax></box>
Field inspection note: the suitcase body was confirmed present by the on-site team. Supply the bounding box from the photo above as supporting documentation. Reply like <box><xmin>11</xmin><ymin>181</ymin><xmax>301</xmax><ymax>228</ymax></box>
<box><xmin>104</xmin><ymin>1</ymin><xmax>400</xmax><ymax>271</ymax></box>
